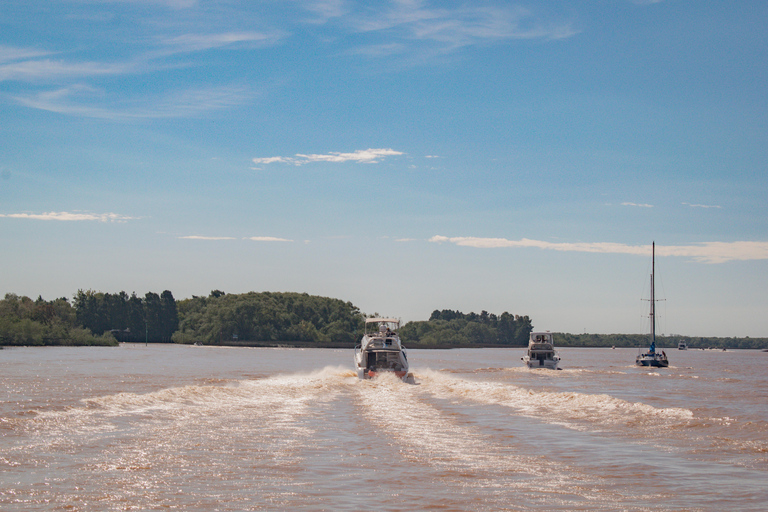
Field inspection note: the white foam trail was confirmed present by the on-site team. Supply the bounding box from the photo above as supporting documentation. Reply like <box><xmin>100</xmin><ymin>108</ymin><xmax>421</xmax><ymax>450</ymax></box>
<box><xmin>16</xmin><ymin>366</ymin><xmax>355</xmax><ymax>454</ymax></box>
<box><xmin>415</xmin><ymin>369</ymin><xmax>694</xmax><ymax>433</ymax></box>
<box><xmin>350</xmin><ymin>372</ymin><xmax>636</xmax><ymax>508</ymax></box>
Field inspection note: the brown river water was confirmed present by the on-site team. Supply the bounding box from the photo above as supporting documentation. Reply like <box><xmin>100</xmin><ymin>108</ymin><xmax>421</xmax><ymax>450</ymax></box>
<box><xmin>2</xmin><ymin>345</ymin><xmax>767</xmax><ymax>511</ymax></box>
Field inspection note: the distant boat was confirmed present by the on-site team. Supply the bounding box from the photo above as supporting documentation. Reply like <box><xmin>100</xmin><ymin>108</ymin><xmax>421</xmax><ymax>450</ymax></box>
<box><xmin>354</xmin><ymin>318</ymin><xmax>412</xmax><ymax>382</ymax></box>
<box><xmin>636</xmin><ymin>242</ymin><xmax>669</xmax><ymax>368</ymax></box>
<box><xmin>522</xmin><ymin>331</ymin><xmax>561</xmax><ymax>369</ymax></box>
<box><xmin>678</xmin><ymin>341</ymin><xmax>688</xmax><ymax>350</ymax></box>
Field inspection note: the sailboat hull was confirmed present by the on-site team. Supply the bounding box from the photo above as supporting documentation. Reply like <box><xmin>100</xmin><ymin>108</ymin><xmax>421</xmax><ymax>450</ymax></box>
<box><xmin>636</xmin><ymin>350</ymin><xmax>669</xmax><ymax>367</ymax></box>
<box><xmin>636</xmin><ymin>358</ymin><xmax>669</xmax><ymax>368</ymax></box>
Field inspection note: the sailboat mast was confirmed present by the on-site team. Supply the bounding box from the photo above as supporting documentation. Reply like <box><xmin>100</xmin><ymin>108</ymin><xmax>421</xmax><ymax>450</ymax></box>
<box><xmin>651</xmin><ymin>241</ymin><xmax>656</xmax><ymax>344</ymax></box>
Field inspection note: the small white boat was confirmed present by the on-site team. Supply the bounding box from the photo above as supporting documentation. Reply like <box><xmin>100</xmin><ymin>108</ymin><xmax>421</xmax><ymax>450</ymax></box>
<box><xmin>678</xmin><ymin>341</ymin><xmax>688</xmax><ymax>350</ymax></box>
<box><xmin>354</xmin><ymin>318</ymin><xmax>411</xmax><ymax>381</ymax></box>
<box><xmin>522</xmin><ymin>331</ymin><xmax>560</xmax><ymax>369</ymax></box>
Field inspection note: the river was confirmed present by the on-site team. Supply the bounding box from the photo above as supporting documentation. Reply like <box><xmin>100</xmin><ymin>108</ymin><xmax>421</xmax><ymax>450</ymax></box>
<box><xmin>2</xmin><ymin>344</ymin><xmax>766</xmax><ymax>511</ymax></box>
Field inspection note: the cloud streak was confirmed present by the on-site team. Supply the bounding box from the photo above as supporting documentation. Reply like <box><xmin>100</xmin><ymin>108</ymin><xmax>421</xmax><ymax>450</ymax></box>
<box><xmin>429</xmin><ymin>236</ymin><xmax>768</xmax><ymax>264</ymax></box>
<box><xmin>0</xmin><ymin>211</ymin><xmax>135</xmax><ymax>222</ymax></box>
<box><xmin>245</xmin><ymin>236</ymin><xmax>293</xmax><ymax>242</ymax></box>
<box><xmin>179</xmin><ymin>235</ymin><xmax>236</xmax><ymax>240</ymax></box>
<box><xmin>253</xmin><ymin>148</ymin><xmax>404</xmax><ymax>166</ymax></box>
<box><xmin>349</xmin><ymin>1</ymin><xmax>577</xmax><ymax>52</ymax></box>
<box><xmin>12</xmin><ymin>84</ymin><xmax>253</xmax><ymax>120</ymax></box>
<box><xmin>179</xmin><ymin>235</ymin><xmax>293</xmax><ymax>242</ymax></box>
<box><xmin>683</xmin><ymin>202</ymin><xmax>721</xmax><ymax>209</ymax></box>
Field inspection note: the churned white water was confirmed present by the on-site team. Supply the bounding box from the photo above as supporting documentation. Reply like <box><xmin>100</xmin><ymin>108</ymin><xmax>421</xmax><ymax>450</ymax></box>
<box><xmin>2</xmin><ymin>345</ymin><xmax>767</xmax><ymax>511</ymax></box>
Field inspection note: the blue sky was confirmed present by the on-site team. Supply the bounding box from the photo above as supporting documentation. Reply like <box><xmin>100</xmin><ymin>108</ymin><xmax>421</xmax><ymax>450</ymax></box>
<box><xmin>1</xmin><ymin>0</ymin><xmax>767</xmax><ymax>337</ymax></box>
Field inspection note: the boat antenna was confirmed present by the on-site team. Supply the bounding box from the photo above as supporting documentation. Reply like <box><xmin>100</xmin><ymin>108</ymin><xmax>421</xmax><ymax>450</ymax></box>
<box><xmin>651</xmin><ymin>241</ymin><xmax>655</xmax><ymax>345</ymax></box>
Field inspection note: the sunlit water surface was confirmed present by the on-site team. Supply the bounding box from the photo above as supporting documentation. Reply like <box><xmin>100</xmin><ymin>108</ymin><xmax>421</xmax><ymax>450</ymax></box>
<box><xmin>2</xmin><ymin>345</ymin><xmax>766</xmax><ymax>511</ymax></box>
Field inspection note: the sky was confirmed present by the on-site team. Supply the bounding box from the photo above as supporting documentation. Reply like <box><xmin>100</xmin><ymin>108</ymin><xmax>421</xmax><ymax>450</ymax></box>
<box><xmin>1</xmin><ymin>0</ymin><xmax>767</xmax><ymax>337</ymax></box>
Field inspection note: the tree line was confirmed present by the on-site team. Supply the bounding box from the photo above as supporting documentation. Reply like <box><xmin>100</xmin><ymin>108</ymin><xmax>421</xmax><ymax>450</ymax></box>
<box><xmin>171</xmin><ymin>291</ymin><xmax>363</xmax><ymax>345</ymax></box>
<box><xmin>399</xmin><ymin>309</ymin><xmax>533</xmax><ymax>347</ymax></box>
<box><xmin>554</xmin><ymin>332</ymin><xmax>768</xmax><ymax>350</ymax></box>
<box><xmin>4</xmin><ymin>290</ymin><xmax>767</xmax><ymax>349</ymax></box>
<box><xmin>72</xmin><ymin>289</ymin><xmax>179</xmax><ymax>342</ymax></box>
<box><xmin>0</xmin><ymin>293</ymin><xmax>116</xmax><ymax>346</ymax></box>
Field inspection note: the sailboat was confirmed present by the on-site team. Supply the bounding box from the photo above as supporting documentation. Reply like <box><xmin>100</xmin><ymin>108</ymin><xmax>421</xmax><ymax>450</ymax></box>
<box><xmin>636</xmin><ymin>242</ymin><xmax>669</xmax><ymax>368</ymax></box>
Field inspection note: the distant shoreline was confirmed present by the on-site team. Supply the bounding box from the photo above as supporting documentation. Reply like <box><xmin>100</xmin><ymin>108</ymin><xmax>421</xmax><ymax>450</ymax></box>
<box><xmin>4</xmin><ymin>336</ymin><xmax>766</xmax><ymax>350</ymax></box>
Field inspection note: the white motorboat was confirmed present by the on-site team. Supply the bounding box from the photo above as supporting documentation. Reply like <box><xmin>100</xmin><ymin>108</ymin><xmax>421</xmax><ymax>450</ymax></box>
<box><xmin>636</xmin><ymin>242</ymin><xmax>669</xmax><ymax>368</ymax></box>
<box><xmin>678</xmin><ymin>341</ymin><xmax>688</xmax><ymax>350</ymax></box>
<box><xmin>354</xmin><ymin>318</ymin><xmax>412</xmax><ymax>381</ymax></box>
<box><xmin>522</xmin><ymin>331</ymin><xmax>560</xmax><ymax>369</ymax></box>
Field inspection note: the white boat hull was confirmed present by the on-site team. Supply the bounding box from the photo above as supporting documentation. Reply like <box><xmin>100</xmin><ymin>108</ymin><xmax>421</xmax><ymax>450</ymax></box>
<box><xmin>522</xmin><ymin>356</ymin><xmax>559</xmax><ymax>370</ymax></box>
<box><xmin>522</xmin><ymin>331</ymin><xmax>560</xmax><ymax>370</ymax></box>
<box><xmin>354</xmin><ymin>318</ymin><xmax>410</xmax><ymax>382</ymax></box>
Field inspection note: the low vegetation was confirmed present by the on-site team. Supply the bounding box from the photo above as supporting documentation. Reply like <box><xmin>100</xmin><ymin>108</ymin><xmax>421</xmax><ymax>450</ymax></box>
<box><xmin>554</xmin><ymin>332</ymin><xmax>768</xmax><ymax>350</ymax></box>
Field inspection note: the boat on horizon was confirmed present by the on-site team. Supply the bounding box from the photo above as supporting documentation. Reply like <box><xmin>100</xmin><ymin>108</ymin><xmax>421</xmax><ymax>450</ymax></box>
<box><xmin>636</xmin><ymin>242</ymin><xmax>669</xmax><ymax>368</ymax></box>
<box><xmin>522</xmin><ymin>331</ymin><xmax>561</xmax><ymax>369</ymax></box>
<box><xmin>354</xmin><ymin>318</ymin><xmax>413</xmax><ymax>382</ymax></box>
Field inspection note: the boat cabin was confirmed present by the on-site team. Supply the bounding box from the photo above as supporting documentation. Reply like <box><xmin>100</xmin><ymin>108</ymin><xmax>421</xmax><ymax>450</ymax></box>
<box><xmin>529</xmin><ymin>332</ymin><xmax>554</xmax><ymax>349</ymax></box>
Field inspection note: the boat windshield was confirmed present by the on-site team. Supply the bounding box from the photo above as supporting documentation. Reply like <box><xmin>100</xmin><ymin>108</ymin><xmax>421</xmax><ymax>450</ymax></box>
<box><xmin>365</xmin><ymin>319</ymin><xmax>400</xmax><ymax>336</ymax></box>
<box><xmin>530</xmin><ymin>332</ymin><xmax>553</xmax><ymax>343</ymax></box>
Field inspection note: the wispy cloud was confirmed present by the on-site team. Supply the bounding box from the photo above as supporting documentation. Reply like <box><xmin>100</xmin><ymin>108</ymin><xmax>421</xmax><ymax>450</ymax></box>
<box><xmin>179</xmin><ymin>235</ymin><xmax>236</xmax><ymax>240</ymax></box>
<box><xmin>12</xmin><ymin>84</ymin><xmax>253</xmax><ymax>120</ymax></box>
<box><xmin>245</xmin><ymin>236</ymin><xmax>293</xmax><ymax>242</ymax></box>
<box><xmin>0</xmin><ymin>45</ymin><xmax>54</xmax><ymax>64</ymax></box>
<box><xmin>347</xmin><ymin>1</ymin><xmax>577</xmax><ymax>56</ymax></box>
<box><xmin>682</xmin><ymin>202</ymin><xmax>722</xmax><ymax>209</ymax></box>
<box><xmin>0</xmin><ymin>211</ymin><xmax>135</xmax><ymax>222</ymax></box>
<box><xmin>428</xmin><ymin>236</ymin><xmax>768</xmax><ymax>264</ymax></box>
<box><xmin>0</xmin><ymin>59</ymin><xmax>135</xmax><ymax>82</ymax></box>
<box><xmin>301</xmin><ymin>0</ymin><xmax>349</xmax><ymax>23</ymax></box>
<box><xmin>158</xmin><ymin>31</ymin><xmax>285</xmax><ymax>54</ymax></box>
<box><xmin>253</xmin><ymin>148</ymin><xmax>404</xmax><ymax>166</ymax></box>
<box><xmin>621</xmin><ymin>202</ymin><xmax>653</xmax><ymax>208</ymax></box>
<box><xmin>179</xmin><ymin>235</ymin><xmax>293</xmax><ymax>242</ymax></box>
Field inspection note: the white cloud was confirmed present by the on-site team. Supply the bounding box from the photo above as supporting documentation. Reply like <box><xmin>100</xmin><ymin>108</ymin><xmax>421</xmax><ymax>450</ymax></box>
<box><xmin>179</xmin><ymin>235</ymin><xmax>236</xmax><ymax>240</ymax></box>
<box><xmin>245</xmin><ymin>236</ymin><xmax>293</xmax><ymax>242</ymax></box>
<box><xmin>253</xmin><ymin>148</ymin><xmax>404</xmax><ymax>166</ymax></box>
<box><xmin>251</xmin><ymin>156</ymin><xmax>296</xmax><ymax>165</ymax></box>
<box><xmin>0</xmin><ymin>211</ymin><xmax>135</xmax><ymax>222</ymax></box>
<box><xmin>621</xmin><ymin>202</ymin><xmax>653</xmax><ymax>208</ymax></box>
<box><xmin>682</xmin><ymin>202</ymin><xmax>721</xmax><ymax>209</ymax></box>
<box><xmin>428</xmin><ymin>236</ymin><xmax>768</xmax><ymax>264</ymax></box>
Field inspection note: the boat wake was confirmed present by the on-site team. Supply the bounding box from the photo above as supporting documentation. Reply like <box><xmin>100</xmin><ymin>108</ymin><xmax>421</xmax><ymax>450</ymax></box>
<box><xmin>415</xmin><ymin>369</ymin><xmax>694</xmax><ymax>434</ymax></box>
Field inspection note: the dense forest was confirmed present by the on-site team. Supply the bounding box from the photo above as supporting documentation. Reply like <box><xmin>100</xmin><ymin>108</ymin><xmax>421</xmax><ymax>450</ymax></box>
<box><xmin>399</xmin><ymin>309</ymin><xmax>533</xmax><ymax>347</ymax></box>
<box><xmin>171</xmin><ymin>291</ymin><xmax>363</xmax><ymax>345</ymax></box>
<box><xmin>73</xmin><ymin>289</ymin><xmax>179</xmax><ymax>342</ymax></box>
<box><xmin>2</xmin><ymin>290</ymin><xmax>767</xmax><ymax>349</ymax></box>
<box><xmin>0</xmin><ymin>293</ymin><xmax>117</xmax><ymax>346</ymax></box>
